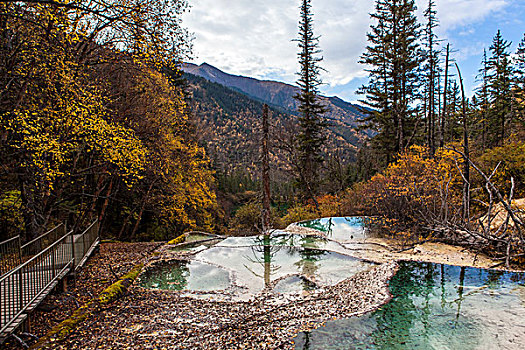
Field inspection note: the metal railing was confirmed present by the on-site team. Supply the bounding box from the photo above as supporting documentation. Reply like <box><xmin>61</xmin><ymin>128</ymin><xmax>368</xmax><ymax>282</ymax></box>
<box><xmin>21</xmin><ymin>224</ymin><xmax>66</xmax><ymax>257</ymax></box>
<box><xmin>0</xmin><ymin>231</ymin><xmax>73</xmax><ymax>336</ymax></box>
<box><xmin>0</xmin><ymin>236</ymin><xmax>22</xmax><ymax>276</ymax></box>
<box><xmin>73</xmin><ymin>220</ymin><xmax>99</xmax><ymax>269</ymax></box>
<box><xmin>0</xmin><ymin>220</ymin><xmax>99</xmax><ymax>341</ymax></box>
<box><xmin>1</xmin><ymin>224</ymin><xmax>67</xmax><ymax>277</ymax></box>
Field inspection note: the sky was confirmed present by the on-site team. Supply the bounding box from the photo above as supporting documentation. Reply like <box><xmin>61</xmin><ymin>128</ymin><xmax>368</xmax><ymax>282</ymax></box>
<box><xmin>182</xmin><ymin>0</ymin><xmax>525</xmax><ymax>103</ymax></box>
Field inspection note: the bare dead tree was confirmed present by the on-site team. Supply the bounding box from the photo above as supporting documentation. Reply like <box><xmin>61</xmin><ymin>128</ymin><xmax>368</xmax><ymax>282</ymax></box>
<box><xmin>455</xmin><ymin>63</ymin><xmax>470</xmax><ymax>221</ymax></box>
<box><xmin>444</xmin><ymin>146</ymin><xmax>524</xmax><ymax>267</ymax></box>
<box><xmin>261</xmin><ymin>104</ymin><xmax>271</xmax><ymax>235</ymax></box>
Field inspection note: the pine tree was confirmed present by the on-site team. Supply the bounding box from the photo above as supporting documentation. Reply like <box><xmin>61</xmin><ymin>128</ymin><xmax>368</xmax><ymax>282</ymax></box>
<box><xmin>294</xmin><ymin>0</ymin><xmax>327</xmax><ymax>203</ymax></box>
<box><xmin>487</xmin><ymin>30</ymin><xmax>513</xmax><ymax>146</ymax></box>
<box><xmin>359</xmin><ymin>0</ymin><xmax>422</xmax><ymax>161</ymax></box>
<box><xmin>515</xmin><ymin>34</ymin><xmax>525</xmax><ymax>123</ymax></box>
<box><xmin>475</xmin><ymin>49</ymin><xmax>490</xmax><ymax>150</ymax></box>
<box><xmin>423</xmin><ymin>0</ymin><xmax>441</xmax><ymax>154</ymax></box>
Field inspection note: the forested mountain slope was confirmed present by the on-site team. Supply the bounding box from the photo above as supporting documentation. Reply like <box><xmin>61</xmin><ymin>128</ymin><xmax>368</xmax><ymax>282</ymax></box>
<box><xmin>182</xmin><ymin>62</ymin><xmax>368</xmax><ymax>129</ymax></box>
<box><xmin>184</xmin><ymin>71</ymin><xmax>370</xmax><ymax>175</ymax></box>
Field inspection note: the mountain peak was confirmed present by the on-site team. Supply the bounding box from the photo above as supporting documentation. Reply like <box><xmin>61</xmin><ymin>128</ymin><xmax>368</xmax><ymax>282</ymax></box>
<box><xmin>181</xmin><ymin>62</ymin><xmax>369</xmax><ymax>128</ymax></box>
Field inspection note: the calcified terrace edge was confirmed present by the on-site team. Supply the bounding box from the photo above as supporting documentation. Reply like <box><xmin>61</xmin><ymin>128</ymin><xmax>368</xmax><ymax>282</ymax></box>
<box><xmin>287</xmin><ymin>221</ymin><xmax>521</xmax><ymax>272</ymax></box>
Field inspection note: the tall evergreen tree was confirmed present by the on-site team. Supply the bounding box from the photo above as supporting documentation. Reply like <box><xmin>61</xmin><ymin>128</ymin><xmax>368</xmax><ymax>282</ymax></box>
<box><xmin>294</xmin><ymin>0</ymin><xmax>327</xmax><ymax>203</ymax></box>
<box><xmin>516</xmin><ymin>34</ymin><xmax>525</xmax><ymax>86</ymax></box>
<box><xmin>487</xmin><ymin>30</ymin><xmax>513</xmax><ymax>146</ymax></box>
<box><xmin>423</xmin><ymin>0</ymin><xmax>441</xmax><ymax>154</ymax></box>
<box><xmin>359</xmin><ymin>0</ymin><xmax>422</xmax><ymax>162</ymax></box>
<box><xmin>475</xmin><ymin>49</ymin><xmax>490</xmax><ymax>150</ymax></box>
<box><xmin>515</xmin><ymin>34</ymin><xmax>525</xmax><ymax>123</ymax></box>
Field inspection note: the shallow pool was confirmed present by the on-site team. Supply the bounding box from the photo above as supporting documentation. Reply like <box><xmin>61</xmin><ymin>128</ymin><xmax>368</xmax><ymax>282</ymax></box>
<box><xmin>140</xmin><ymin>232</ymin><xmax>375</xmax><ymax>298</ymax></box>
<box><xmin>139</xmin><ymin>260</ymin><xmax>230</xmax><ymax>291</ymax></box>
<box><xmin>293</xmin><ymin>261</ymin><xmax>525</xmax><ymax>349</ymax></box>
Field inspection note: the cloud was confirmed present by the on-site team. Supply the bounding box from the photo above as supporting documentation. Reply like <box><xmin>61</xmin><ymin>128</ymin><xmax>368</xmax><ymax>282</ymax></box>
<box><xmin>433</xmin><ymin>0</ymin><xmax>509</xmax><ymax>32</ymax></box>
<box><xmin>182</xmin><ymin>0</ymin><xmax>515</xmax><ymax>99</ymax></box>
<box><xmin>183</xmin><ymin>0</ymin><xmax>298</xmax><ymax>83</ymax></box>
<box><xmin>183</xmin><ymin>0</ymin><xmax>375</xmax><ymax>87</ymax></box>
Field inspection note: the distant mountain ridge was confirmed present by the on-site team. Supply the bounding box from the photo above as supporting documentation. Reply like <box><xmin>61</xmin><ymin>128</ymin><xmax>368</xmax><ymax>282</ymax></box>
<box><xmin>181</xmin><ymin>62</ymin><xmax>368</xmax><ymax>128</ymax></box>
<box><xmin>181</xmin><ymin>63</ymin><xmax>371</xmax><ymax>177</ymax></box>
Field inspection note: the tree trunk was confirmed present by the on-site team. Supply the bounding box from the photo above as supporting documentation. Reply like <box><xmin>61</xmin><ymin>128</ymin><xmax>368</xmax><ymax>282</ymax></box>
<box><xmin>18</xmin><ymin>175</ymin><xmax>39</xmax><ymax>241</ymax></box>
<box><xmin>261</xmin><ymin>104</ymin><xmax>271</xmax><ymax>235</ymax></box>
<box><xmin>130</xmin><ymin>182</ymin><xmax>154</xmax><ymax>239</ymax></box>
<box><xmin>456</xmin><ymin>63</ymin><xmax>470</xmax><ymax>221</ymax></box>
<box><xmin>440</xmin><ymin>44</ymin><xmax>450</xmax><ymax>148</ymax></box>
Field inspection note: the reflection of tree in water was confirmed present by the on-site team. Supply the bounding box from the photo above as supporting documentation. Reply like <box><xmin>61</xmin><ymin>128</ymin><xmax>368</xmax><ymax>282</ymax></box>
<box><xmin>347</xmin><ymin>216</ymin><xmax>383</xmax><ymax>239</ymax></box>
<box><xmin>298</xmin><ymin>218</ymin><xmax>333</xmax><ymax>233</ymax></box>
<box><xmin>325</xmin><ymin>218</ymin><xmax>334</xmax><ymax>238</ymax></box>
<box><xmin>243</xmin><ymin>235</ymin><xmax>327</xmax><ymax>290</ymax></box>
<box><xmin>369</xmin><ymin>261</ymin><xmax>428</xmax><ymax>347</ymax></box>
<box><xmin>301</xmin><ymin>331</ymin><xmax>311</xmax><ymax>350</ymax></box>
<box><xmin>294</xmin><ymin>241</ymin><xmax>327</xmax><ymax>287</ymax></box>
<box><xmin>295</xmin><ymin>261</ymin><xmax>525</xmax><ymax>349</ymax></box>
<box><xmin>300</xmin><ymin>216</ymin><xmax>387</xmax><ymax>240</ymax></box>
<box><xmin>485</xmin><ymin>269</ymin><xmax>506</xmax><ymax>288</ymax></box>
<box><xmin>244</xmin><ymin>235</ymin><xmax>283</xmax><ymax>288</ymax></box>
<box><xmin>369</xmin><ymin>262</ymin><xmax>481</xmax><ymax>349</ymax></box>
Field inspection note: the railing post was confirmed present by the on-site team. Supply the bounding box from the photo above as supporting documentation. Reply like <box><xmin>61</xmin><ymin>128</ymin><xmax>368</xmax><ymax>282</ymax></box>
<box><xmin>18</xmin><ymin>268</ymin><xmax>23</xmax><ymax>311</ymax></box>
<box><xmin>52</xmin><ymin>244</ymin><xmax>56</xmax><ymax>275</ymax></box>
<box><xmin>96</xmin><ymin>219</ymin><xmax>100</xmax><ymax>240</ymax></box>
<box><xmin>71</xmin><ymin>231</ymin><xmax>75</xmax><ymax>270</ymax></box>
<box><xmin>17</xmin><ymin>236</ymin><xmax>22</xmax><ymax>266</ymax></box>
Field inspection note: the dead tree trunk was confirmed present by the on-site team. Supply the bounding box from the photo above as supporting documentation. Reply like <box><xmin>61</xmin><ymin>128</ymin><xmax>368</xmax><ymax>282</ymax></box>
<box><xmin>261</xmin><ymin>104</ymin><xmax>271</xmax><ymax>235</ymax></box>
<box><xmin>455</xmin><ymin>63</ymin><xmax>470</xmax><ymax>221</ymax></box>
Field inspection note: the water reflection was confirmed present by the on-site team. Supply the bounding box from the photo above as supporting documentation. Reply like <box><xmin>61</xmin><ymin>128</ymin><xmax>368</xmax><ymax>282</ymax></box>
<box><xmin>243</xmin><ymin>235</ymin><xmax>330</xmax><ymax>291</ymax></box>
<box><xmin>297</xmin><ymin>217</ymin><xmax>379</xmax><ymax>241</ymax></box>
<box><xmin>141</xmin><ymin>233</ymin><xmax>373</xmax><ymax>297</ymax></box>
<box><xmin>139</xmin><ymin>260</ymin><xmax>230</xmax><ymax>292</ymax></box>
<box><xmin>294</xmin><ymin>261</ymin><xmax>525</xmax><ymax>349</ymax></box>
<box><xmin>244</xmin><ymin>235</ymin><xmax>284</xmax><ymax>288</ymax></box>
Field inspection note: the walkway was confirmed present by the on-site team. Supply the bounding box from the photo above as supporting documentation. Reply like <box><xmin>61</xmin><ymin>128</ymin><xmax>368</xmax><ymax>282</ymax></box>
<box><xmin>0</xmin><ymin>221</ymin><xmax>99</xmax><ymax>343</ymax></box>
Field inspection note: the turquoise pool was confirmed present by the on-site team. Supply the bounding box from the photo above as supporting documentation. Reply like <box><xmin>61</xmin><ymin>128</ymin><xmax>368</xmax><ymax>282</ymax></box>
<box><xmin>294</xmin><ymin>261</ymin><xmax>525</xmax><ymax>349</ymax></box>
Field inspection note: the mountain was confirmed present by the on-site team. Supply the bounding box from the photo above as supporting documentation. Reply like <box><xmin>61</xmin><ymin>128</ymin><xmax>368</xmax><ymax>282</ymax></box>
<box><xmin>185</xmin><ymin>73</ymin><xmax>290</xmax><ymax>176</ymax></box>
<box><xmin>181</xmin><ymin>64</ymin><xmax>371</xmax><ymax>178</ymax></box>
<box><xmin>182</xmin><ymin>63</ymin><xmax>369</xmax><ymax>130</ymax></box>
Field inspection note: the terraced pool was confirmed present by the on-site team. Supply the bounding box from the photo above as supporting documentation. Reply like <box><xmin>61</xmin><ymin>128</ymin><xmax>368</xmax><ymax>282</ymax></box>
<box><xmin>296</xmin><ymin>217</ymin><xmax>379</xmax><ymax>241</ymax></box>
<box><xmin>139</xmin><ymin>230</ymin><xmax>376</xmax><ymax>299</ymax></box>
<box><xmin>139</xmin><ymin>218</ymin><xmax>525</xmax><ymax>349</ymax></box>
<box><xmin>294</xmin><ymin>260</ymin><xmax>525</xmax><ymax>349</ymax></box>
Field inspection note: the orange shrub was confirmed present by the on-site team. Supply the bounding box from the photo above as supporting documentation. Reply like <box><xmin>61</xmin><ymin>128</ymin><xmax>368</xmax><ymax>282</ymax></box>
<box><xmin>342</xmin><ymin>145</ymin><xmax>464</xmax><ymax>235</ymax></box>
